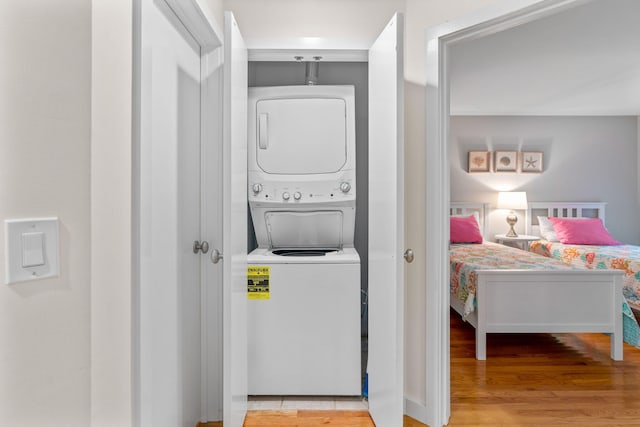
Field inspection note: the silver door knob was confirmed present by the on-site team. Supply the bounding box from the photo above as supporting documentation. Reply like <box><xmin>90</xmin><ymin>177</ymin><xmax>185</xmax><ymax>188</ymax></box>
<box><xmin>193</xmin><ymin>240</ymin><xmax>209</xmax><ymax>254</ymax></box>
<box><xmin>210</xmin><ymin>249</ymin><xmax>223</xmax><ymax>264</ymax></box>
<box><xmin>404</xmin><ymin>249</ymin><xmax>414</xmax><ymax>263</ymax></box>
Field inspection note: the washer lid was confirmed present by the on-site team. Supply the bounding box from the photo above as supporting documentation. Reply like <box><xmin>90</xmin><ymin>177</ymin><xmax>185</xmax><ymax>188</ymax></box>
<box><xmin>265</xmin><ymin>211</ymin><xmax>343</xmax><ymax>249</ymax></box>
<box><xmin>256</xmin><ymin>97</ymin><xmax>347</xmax><ymax>174</ymax></box>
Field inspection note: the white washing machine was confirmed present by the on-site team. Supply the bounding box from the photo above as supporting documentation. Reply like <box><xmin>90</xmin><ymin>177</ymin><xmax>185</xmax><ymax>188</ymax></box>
<box><xmin>247</xmin><ymin>248</ymin><xmax>360</xmax><ymax>395</ymax></box>
<box><xmin>247</xmin><ymin>85</ymin><xmax>361</xmax><ymax>395</ymax></box>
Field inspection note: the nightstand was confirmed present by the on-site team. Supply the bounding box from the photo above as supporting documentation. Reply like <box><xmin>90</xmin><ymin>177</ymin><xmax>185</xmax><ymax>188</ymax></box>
<box><xmin>494</xmin><ymin>234</ymin><xmax>540</xmax><ymax>251</ymax></box>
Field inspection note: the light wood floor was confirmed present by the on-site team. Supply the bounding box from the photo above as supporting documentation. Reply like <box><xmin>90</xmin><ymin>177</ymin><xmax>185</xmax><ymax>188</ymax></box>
<box><xmin>202</xmin><ymin>412</ymin><xmax>419</xmax><ymax>426</ymax></box>
<box><xmin>204</xmin><ymin>308</ymin><xmax>640</xmax><ymax>426</ymax></box>
<box><xmin>448</xmin><ymin>308</ymin><xmax>640</xmax><ymax>426</ymax></box>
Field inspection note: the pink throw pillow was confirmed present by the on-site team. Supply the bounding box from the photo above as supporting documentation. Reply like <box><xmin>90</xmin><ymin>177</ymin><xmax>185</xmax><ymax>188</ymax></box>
<box><xmin>547</xmin><ymin>217</ymin><xmax>620</xmax><ymax>245</ymax></box>
<box><xmin>450</xmin><ymin>215</ymin><xmax>483</xmax><ymax>243</ymax></box>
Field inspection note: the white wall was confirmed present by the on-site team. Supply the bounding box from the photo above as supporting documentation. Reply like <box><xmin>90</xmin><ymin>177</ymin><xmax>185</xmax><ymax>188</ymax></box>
<box><xmin>404</xmin><ymin>0</ymin><xmax>503</xmax><ymax>84</ymax></box>
<box><xmin>0</xmin><ymin>1</ymin><xmax>91</xmax><ymax>426</ymax></box>
<box><xmin>91</xmin><ymin>1</ymin><xmax>133</xmax><ymax>426</ymax></box>
<box><xmin>201</xmin><ymin>0</ymin><xmax>224</xmax><ymax>26</ymax></box>
<box><xmin>451</xmin><ymin>116</ymin><xmax>640</xmax><ymax>243</ymax></box>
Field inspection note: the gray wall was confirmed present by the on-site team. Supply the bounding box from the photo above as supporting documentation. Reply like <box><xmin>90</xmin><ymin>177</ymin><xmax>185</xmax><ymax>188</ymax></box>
<box><xmin>451</xmin><ymin>116</ymin><xmax>640</xmax><ymax>244</ymax></box>
<box><xmin>248</xmin><ymin>61</ymin><xmax>370</xmax><ymax>334</ymax></box>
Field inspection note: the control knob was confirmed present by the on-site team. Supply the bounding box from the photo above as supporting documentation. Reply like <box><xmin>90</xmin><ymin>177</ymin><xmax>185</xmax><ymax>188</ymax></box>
<box><xmin>340</xmin><ymin>182</ymin><xmax>351</xmax><ymax>193</ymax></box>
<box><xmin>252</xmin><ymin>183</ymin><xmax>263</xmax><ymax>194</ymax></box>
<box><xmin>282</xmin><ymin>192</ymin><xmax>290</xmax><ymax>201</ymax></box>
<box><xmin>293</xmin><ymin>191</ymin><xmax>302</xmax><ymax>201</ymax></box>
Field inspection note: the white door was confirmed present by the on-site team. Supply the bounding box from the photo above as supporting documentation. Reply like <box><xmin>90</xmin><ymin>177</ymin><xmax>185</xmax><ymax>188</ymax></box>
<box><xmin>367</xmin><ymin>13</ymin><xmax>405</xmax><ymax>427</ymax></box>
<box><xmin>139</xmin><ymin>0</ymin><xmax>204</xmax><ymax>425</ymax></box>
<box><xmin>222</xmin><ymin>11</ymin><xmax>248</xmax><ymax>427</ymax></box>
<box><xmin>202</xmin><ymin>44</ymin><xmax>225</xmax><ymax>423</ymax></box>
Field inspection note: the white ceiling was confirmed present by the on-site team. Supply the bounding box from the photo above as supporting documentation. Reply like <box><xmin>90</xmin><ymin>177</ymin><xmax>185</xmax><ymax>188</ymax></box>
<box><xmin>449</xmin><ymin>0</ymin><xmax>640</xmax><ymax>116</ymax></box>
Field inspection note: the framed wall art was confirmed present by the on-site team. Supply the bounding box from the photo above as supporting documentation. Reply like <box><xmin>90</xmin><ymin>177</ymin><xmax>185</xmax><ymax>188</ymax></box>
<box><xmin>494</xmin><ymin>151</ymin><xmax>517</xmax><ymax>172</ymax></box>
<box><xmin>468</xmin><ymin>151</ymin><xmax>491</xmax><ymax>173</ymax></box>
<box><xmin>521</xmin><ymin>151</ymin><xmax>543</xmax><ymax>173</ymax></box>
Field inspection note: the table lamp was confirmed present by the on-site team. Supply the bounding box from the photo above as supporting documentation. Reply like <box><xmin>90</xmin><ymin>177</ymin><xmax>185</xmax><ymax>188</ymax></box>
<box><xmin>497</xmin><ymin>191</ymin><xmax>528</xmax><ymax>237</ymax></box>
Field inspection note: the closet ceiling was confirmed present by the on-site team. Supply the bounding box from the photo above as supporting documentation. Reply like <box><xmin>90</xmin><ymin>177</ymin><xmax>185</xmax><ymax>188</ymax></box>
<box><xmin>450</xmin><ymin>0</ymin><xmax>640</xmax><ymax>116</ymax></box>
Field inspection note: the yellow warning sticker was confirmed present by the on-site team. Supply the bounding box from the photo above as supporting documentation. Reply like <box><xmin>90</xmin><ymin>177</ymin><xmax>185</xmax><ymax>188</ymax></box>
<box><xmin>247</xmin><ymin>266</ymin><xmax>270</xmax><ymax>300</ymax></box>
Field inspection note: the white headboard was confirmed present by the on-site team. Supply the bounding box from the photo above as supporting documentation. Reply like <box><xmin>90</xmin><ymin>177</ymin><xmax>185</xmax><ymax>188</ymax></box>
<box><xmin>526</xmin><ymin>202</ymin><xmax>607</xmax><ymax>236</ymax></box>
<box><xmin>450</xmin><ymin>202</ymin><xmax>489</xmax><ymax>238</ymax></box>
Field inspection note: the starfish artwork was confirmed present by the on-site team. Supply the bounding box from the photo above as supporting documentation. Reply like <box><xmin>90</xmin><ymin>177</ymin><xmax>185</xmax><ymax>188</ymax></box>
<box><xmin>525</xmin><ymin>156</ymin><xmax>538</xmax><ymax>169</ymax></box>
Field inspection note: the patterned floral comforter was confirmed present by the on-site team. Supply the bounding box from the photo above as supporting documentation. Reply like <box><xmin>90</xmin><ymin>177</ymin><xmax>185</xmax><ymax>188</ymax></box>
<box><xmin>530</xmin><ymin>241</ymin><xmax>640</xmax><ymax>310</ymax></box>
<box><xmin>451</xmin><ymin>242</ymin><xmax>640</xmax><ymax>348</ymax></box>
<box><xmin>450</xmin><ymin>242</ymin><xmax>578</xmax><ymax>316</ymax></box>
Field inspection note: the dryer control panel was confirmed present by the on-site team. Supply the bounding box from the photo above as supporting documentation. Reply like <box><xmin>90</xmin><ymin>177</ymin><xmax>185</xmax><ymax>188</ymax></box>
<box><xmin>249</xmin><ymin>178</ymin><xmax>355</xmax><ymax>205</ymax></box>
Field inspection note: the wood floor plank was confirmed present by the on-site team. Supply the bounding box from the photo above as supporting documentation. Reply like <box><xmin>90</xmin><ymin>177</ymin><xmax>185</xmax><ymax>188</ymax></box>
<box><xmin>243</xmin><ymin>410</ymin><xmax>374</xmax><ymax>426</ymax></box>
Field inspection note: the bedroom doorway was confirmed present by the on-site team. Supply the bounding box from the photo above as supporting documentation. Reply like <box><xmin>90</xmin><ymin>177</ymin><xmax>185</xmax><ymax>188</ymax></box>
<box><xmin>424</xmin><ymin>1</ymin><xmax>586</xmax><ymax>426</ymax></box>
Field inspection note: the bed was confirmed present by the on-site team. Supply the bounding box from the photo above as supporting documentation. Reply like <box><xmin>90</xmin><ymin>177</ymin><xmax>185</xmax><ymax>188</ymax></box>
<box><xmin>526</xmin><ymin>201</ymin><xmax>640</xmax><ymax>347</ymax></box>
<box><xmin>450</xmin><ymin>202</ymin><xmax>624</xmax><ymax>360</ymax></box>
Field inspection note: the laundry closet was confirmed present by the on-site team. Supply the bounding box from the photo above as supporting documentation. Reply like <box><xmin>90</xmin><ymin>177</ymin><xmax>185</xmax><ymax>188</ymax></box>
<box><xmin>225</xmin><ymin>10</ymin><xmax>405</xmax><ymax>426</ymax></box>
<box><xmin>246</xmin><ymin>60</ymin><xmax>370</xmax><ymax>396</ymax></box>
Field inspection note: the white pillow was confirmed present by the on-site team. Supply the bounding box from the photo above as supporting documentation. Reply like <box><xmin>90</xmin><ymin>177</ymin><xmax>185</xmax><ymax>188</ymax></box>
<box><xmin>537</xmin><ymin>216</ymin><xmax>558</xmax><ymax>241</ymax></box>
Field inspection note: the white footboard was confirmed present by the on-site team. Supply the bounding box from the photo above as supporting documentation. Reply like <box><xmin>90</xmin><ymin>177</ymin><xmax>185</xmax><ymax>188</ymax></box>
<box><xmin>451</xmin><ymin>270</ymin><xmax>624</xmax><ymax>360</ymax></box>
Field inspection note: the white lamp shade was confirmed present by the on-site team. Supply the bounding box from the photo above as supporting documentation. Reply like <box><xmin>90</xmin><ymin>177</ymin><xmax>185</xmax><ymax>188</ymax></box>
<box><xmin>497</xmin><ymin>191</ymin><xmax>528</xmax><ymax>210</ymax></box>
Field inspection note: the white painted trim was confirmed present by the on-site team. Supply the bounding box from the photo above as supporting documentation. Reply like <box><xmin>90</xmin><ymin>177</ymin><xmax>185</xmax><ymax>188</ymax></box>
<box><xmin>165</xmin><ymin>0</ymin><xmax>223</xmax><ymax>52</ymax></box>
<box><xmin>248</xmin><ymin>48</ymin><xmax>368</xmax><ymax>62</ymax></box>
<box><xmin>404</xmin><ymin>397</ymin><xmax>428</xmax><ymax>423</ymax></box>
<box><xmin>424</xmin><ymin>1</ymin><xmax>587</xmax><ymax>426</ymax></box>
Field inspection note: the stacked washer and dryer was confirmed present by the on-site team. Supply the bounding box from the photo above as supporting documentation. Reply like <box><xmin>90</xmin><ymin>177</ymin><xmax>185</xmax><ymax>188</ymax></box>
<box><xmin>247</xmin><ymin>85</ymin><xmax>361</xmax><ymax>396</ymax></box>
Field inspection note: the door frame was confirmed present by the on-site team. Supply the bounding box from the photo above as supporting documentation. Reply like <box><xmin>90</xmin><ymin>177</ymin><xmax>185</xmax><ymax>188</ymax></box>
<box><xmin>244</xmin><ymin>14</ymin><xmax>404</xmax><ymax>425</ymax></box>
<box><xmin>424</xmin><ymin>1</ymin><xmax>587</xmax><ymax>426</ymax></box>
<box><xmin>132</xmin><ymin>0</ymin><xmax>224</xmax><ymax>423</ymax></box>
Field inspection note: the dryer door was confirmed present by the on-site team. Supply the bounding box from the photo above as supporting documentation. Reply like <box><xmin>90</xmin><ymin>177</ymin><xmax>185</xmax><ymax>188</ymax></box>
<box><xmin>256</xmin><ymin>97</ymin><xmax>347</xmax><ymax>174</ymax></box>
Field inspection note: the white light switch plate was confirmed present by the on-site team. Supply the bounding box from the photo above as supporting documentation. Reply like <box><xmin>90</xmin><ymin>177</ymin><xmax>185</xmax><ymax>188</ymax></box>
<box><xmin>5</xmin><ymin>218</ymin><xmax>59</xmax><ymax>284</ymax></box>
<box><xmin>22</xmin><ymin>232</ymin><xmax>45</xmax><ymax>267</ymax></box>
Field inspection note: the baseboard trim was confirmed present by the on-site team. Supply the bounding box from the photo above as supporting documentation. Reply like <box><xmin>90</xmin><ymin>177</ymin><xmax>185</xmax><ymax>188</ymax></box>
<box><xmin>404</xmin><ymin>397</ymin><xmax>428</xmax><ymax>424</ymax></box>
